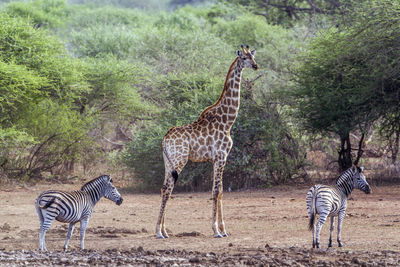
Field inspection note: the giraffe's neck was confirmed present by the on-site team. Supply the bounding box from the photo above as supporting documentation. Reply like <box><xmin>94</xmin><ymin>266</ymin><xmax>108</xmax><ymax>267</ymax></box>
<box><xmin>215</xmin><ymin>58</ymin><xmax>243</xmax><ymax>128</ymax></box>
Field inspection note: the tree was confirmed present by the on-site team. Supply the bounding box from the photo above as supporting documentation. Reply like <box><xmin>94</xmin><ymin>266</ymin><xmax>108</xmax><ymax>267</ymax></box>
<box><xmin>293</xmin><ymin>0</ymin><xmax>400</xmax><ymax>171</ymax></box>
<box><xmin>229</xmin><ymin>0</ymin><xmax>360</xmax><ymax>26</ymax></box>
<box><xmin>0</xmin><ymin>13</ymin><xmax>94</xmax><ymax>181</ymax></box>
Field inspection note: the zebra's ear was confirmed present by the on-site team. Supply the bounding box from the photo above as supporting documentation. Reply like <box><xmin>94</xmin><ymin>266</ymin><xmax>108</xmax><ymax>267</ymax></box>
<box><xmin>351</xmin><ymin>165</ymin><xmax>357</xmax><ymax>172</ymax></box>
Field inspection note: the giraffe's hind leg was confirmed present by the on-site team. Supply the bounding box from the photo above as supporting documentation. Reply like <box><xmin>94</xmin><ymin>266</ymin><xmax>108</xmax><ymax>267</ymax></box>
<box><xmin>156</xmin><ymin>144</ymin><xmax>188</xmax><ymax>239</ymax></box>
<box><xmin>156</xmin><ymin>169</ymin><xmax>178</xmax><ymax>239</ymax></box>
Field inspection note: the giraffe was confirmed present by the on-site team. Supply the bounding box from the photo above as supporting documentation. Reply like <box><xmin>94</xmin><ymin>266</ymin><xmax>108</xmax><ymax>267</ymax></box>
<box><xmin>156</xmin><ymin>45</ymin><xmax>258</xmax><ymax>239</ymax></box>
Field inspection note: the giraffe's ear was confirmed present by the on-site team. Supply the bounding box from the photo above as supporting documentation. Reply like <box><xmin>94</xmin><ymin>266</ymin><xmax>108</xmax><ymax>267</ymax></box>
<box><xmin>236</xmin><ymin>50</ymin><xmax>242</xmax><ymax>57</ymax></box>
<box><xmin>251</xmin><ymin>50</ymin><xmax>256</xmax><ymax>56</ymax></box>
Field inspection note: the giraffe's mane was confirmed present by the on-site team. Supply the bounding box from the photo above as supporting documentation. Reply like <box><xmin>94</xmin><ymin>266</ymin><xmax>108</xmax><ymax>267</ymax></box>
<box><xmin>198</xmin><ymin>57</ymin><xmax>239</xmax><ymax>119</ymax></box>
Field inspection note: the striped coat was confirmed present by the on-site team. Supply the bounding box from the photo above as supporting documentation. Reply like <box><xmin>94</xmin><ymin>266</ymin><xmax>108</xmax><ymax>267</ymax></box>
<box><xmin>35</xmin><ymin>175</ymin><xmax>123</xmax><ymax>251</ymax></box>
<box><xmin>306</xmin><ymin>166</ymin><xmax>370</xmax><ymax>248</ymax></box>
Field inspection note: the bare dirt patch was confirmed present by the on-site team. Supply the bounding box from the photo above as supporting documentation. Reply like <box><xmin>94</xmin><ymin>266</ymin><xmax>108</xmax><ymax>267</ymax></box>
<box><xmin>1</xmin><ymin>183</ymin><xmax>400</xmax><ymax>265</ymax></box>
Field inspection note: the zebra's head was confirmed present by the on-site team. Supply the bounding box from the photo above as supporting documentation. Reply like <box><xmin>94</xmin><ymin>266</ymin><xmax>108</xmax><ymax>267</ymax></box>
<box><xmin>351</xmin><ymin>166</ymin><xmax>371</xmax><ymax>194</ymax></box>
<box><xmin>103</xmin><ymin>175</ymin><xmax>123</xmax><ymax>205</ymax></box>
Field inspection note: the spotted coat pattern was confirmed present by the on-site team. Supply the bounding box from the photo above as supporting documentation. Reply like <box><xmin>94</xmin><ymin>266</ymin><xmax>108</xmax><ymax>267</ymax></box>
<box><xmin>156</xmin><ymin>46</ymin><xmax>258</xmax><ymax>239</ymax></box>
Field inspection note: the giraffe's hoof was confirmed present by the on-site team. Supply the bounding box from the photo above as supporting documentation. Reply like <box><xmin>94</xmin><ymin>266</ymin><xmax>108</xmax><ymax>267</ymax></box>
<box><xmin>213</xmin><ymin>233</ymin><xmax>223</xmax><ymax>238</ymax></box>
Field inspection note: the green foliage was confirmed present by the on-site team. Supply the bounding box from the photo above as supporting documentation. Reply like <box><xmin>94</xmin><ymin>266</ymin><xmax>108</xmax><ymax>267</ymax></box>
<box><xmin>70</xmin><ymin>0</ymin><xmax>170</xmax><ymax>11</ymax></box>
<box><xmin>0</xmin><ymin>60</ymin><xmax>47</xmax><ymax>125</ymax></box>
<box><xmin>82</xmin><ymin>55</ymin><xmax>155</xmax><ymax>122</ymax></box>
<box><xmin>292</xmin><ymin>0</ymin><xmax>400</xmax><ymax>169</ymax></box>
<box><xmin>0</xmin><ymin>13</ymin><xmax>86</xmax><ymax>101</ymax></box>
<box><xmin>0</xmin><ymin>12</ymin><xmax>94</xmax><ymax>181</ymax></box>
<box><xmin>0</xmin><ymin>0</ymin><xmax>306</xmax><ymax>188</ymax></box>
<box><xmin>227</xmin><ymin>96</ymin><xmax>305</xmax><ymax>188</ymax></box>
<box><xmin>6</xmin><ymin>0</ymin><xmax>68</xmax><ymax>28</ymax></box>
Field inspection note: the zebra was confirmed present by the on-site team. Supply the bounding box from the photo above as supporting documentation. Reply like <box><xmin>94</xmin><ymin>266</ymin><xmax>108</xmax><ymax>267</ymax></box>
<box><xmin>306</xmin><ymin>165</ymin><xmax>370</xmax><ymax>248</ymax></box>
<box><xmin>35</xmin><ymin>175</ymin><xmax>123</xmax><ymax>251</ymax></box>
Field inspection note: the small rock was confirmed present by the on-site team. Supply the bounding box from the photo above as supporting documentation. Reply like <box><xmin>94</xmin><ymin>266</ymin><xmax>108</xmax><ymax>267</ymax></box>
<box><xmin>189</xmin><ymin>257</ymin><xmax>200</xmax><ymax>263</ymax></box>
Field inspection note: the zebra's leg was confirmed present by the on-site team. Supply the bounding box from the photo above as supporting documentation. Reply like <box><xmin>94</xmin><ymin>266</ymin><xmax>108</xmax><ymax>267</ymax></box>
<box><xmin>212</xmin><ymin>158</ymin><xmax>227</xmax><ymax>238</ymax></box>
<box><xmin>38</xmin><ymin>210</ymin><xmax>56</xmax><ymax>252</ymax></box>
<box><xmin>36</xmin><ymin>204</ymin><xmax>45</xmax><ymax>251</ymax></box>
<box><xmin>337</xmin><ymin>211</ymin><xmax>345</xmax><ymax>247</ymax></box>
<box><xmin>79</xmin><ymin>218</ymin><xmax>89</xmax><ymax>251</ymax></box>
<box><xmin>315</xmin><ymin>212</ymin><xmax>329</xmax><ymax>249</ymax></box>
<box><xmin>63</xmin><ymin>222</ymin><xmax>76</xmax><ymax>251</ymax></box>
<box><xmin>328</xmin><ymin>216</ymin><xmax>335</xmax><ymax>247</ymax></box>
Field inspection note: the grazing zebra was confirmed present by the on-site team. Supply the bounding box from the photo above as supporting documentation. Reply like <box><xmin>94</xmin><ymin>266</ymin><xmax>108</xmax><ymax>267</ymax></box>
<box><xmin>35</xmin><ymin>175</ymin><xmax>123</xmax><ymax>251</ymax></box>
<box><xmin>306</xmin><ymin>165</ymin><xmax>370</xmax><ymax>248</ymax></box>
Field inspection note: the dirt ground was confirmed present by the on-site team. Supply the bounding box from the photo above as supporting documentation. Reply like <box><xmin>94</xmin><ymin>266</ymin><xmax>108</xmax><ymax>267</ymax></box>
<box><xmin>1</xmin><ymin>182</ymin><xmax>400</xmax><ymax>266</ymax></box>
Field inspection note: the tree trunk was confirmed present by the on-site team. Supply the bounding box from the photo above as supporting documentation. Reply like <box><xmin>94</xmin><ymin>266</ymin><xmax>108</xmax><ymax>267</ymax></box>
<box><xmin>353</xmin><ymin>133</ymin><xmax>365</xmax><ymax>166</ymax></box>
<box><xmin>392</xmin><ymin>129</ymin><xmax>400</xmax><ymax>164</ymax></box>
<box><xmin>338</xmin><ymin>133</ymin><xmax>353</xmax><ymax>172</ymax></box>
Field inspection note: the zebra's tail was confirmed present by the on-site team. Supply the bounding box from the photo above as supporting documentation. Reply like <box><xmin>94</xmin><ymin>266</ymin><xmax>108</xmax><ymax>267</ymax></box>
<box><xmin>38</xmin><ymin>197</ymin><xmax>55</xmax><ymax>209</ymax></box>
<box><xmin>308</xmin><ymin>188</ymin><xmax>317</xmax><ymax>231</ymax></box>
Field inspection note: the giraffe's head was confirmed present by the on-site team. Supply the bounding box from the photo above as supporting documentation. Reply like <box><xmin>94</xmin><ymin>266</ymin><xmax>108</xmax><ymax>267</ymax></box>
<box><xmin>237</xmin><ymin>45</ymin><xmax>258</xmax><ymax>70</ymax></box>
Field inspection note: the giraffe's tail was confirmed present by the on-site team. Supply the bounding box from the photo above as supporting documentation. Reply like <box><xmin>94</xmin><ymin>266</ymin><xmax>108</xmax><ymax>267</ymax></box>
<box><xmin>171</xmin><ymin>170</ymin><xmax>178</xmax><ymax>184</ymax></box>
<box><xmin>163</xmin><ymin>144</ymin><xmax>179</xmax><ymax>184</ymax></box>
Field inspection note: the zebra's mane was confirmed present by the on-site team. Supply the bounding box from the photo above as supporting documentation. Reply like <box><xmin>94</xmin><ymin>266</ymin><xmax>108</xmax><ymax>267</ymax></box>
<box><xmin>335</xmin><ymin>167</ymin><xmax>353</xmax><ymax>183</ymax></box>
<box><xmin>335</xmin><ymin>167</ymin><xmax>357</xmax><ymax>196</ymax></box>
<box><xmin>81</xmin><ymin>175</ymin><xmax>109</xmax><ymax>191</ymax></box>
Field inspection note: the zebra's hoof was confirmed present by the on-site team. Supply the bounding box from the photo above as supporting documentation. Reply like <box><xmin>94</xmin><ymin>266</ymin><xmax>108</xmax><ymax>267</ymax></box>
<box><xmin>338</xmin><ymin>242</ymin><xmax>343</xmax><ymax>247</ymax></box>
<box><xmin>222</xmin><ymin>233</ymin><xmax>228</xmax><ymax>237</ymax></box>
<box><xmin>213</xmin><ymin>233</ymin><xmax>223</xmax><ymax>238</ymax></box>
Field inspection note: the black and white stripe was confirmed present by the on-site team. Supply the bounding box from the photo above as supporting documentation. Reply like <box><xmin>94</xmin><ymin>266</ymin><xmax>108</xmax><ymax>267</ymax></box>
<box><xmin>306</xmin><ymin>165</ymin><xmax>370</xmax><ymax>248</ymax></box>
<box><xmin>35</xmin><ymin>175</ymin><xmax>123</xmax><ymax>251</ymax></box>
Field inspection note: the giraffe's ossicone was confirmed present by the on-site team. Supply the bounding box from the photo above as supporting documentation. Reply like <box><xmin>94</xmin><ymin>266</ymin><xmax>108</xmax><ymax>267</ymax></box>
<box><xmin>156</xmin><ymin>45</ymin><xmax>258</xmax><ymax>239</ymax></box>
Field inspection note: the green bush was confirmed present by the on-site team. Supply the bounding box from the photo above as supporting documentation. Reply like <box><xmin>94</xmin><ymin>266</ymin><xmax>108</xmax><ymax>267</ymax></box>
<box><xmin>82</xmin><ymin>55</ymin><xmax>155</xmax><ymax>122</ymax></box>
<box><xmin>0</xmin><ymin>13</ymin><xmax>94</xmax><ymax>181</ymax></box>
<box><xmin>6</xmin><ymin>0</ymin><xmax>68</xmax><ymax>28</ymax></box>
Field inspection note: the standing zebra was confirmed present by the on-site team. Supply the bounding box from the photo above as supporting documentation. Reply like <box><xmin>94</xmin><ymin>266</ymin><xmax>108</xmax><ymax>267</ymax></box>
<box><xmin>306</xmin><ymin>165</ymin><xmax>370</xmax><ymax>248</ymax></box>
<box><xmin>35</xmin><ymin>175</ymin><xmax>123</xmax><ymax>251</ymax></box>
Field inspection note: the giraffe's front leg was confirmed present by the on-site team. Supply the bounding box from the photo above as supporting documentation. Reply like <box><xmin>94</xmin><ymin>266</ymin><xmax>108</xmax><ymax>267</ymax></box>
<box><xmin>217</xmin><ymin>182</ymin><xmax>228</xmax><ymax>237</ymax></box>
<box><xmin>212</xmin><ymin>160</ymin><xmax>226</xmax><ymax>238</ymax></box>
